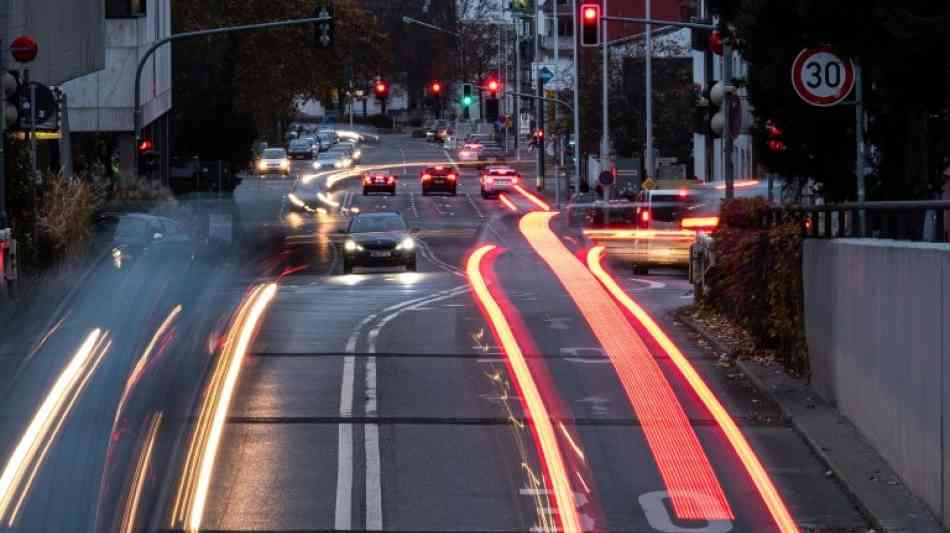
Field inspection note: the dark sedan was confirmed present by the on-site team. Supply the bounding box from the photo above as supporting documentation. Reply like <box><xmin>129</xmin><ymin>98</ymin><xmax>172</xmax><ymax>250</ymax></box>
<box><xmin>420</xmin><ymin>166</ymin><xmax>458</xmax><ymax>196</ymax></box>
<box><xmin>108</xmin><ymin>213</ymin><xmax>193</xmax><ymax>269</ymax></box>
<box><xmin>362</xmin><ymin>173</ymin><xmax>397</xmax><ymax>196</ymax></box>
<box><xmin>341</xmin><ymin>212</ymin><xmax>417</xmax><ymax>273</ymax></box>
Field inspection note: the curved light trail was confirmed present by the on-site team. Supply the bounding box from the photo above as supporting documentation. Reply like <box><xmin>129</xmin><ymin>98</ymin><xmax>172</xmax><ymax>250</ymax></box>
<box><xmin>519</xmin><ymin>212</ymin><xmax>732</xmax><ymax>521</ymax></box>
<box><xmin>171</xmin><ymin>283</ymin><xmax>277</xmax><ymax>532</ymax></box>
<box><xmin>467</xmin><ymin>245</ymin><xmax>582</xmax><ymax>533</ymax></box>
<box><xmin>587</xmin><ymin>246</ymin><xmax>799</xmax><ymax>533</ymax></box>
<box><xmin>0</xmin><ymin>328</ymin><xmax>111</xmax><ymax>525</ymax></box>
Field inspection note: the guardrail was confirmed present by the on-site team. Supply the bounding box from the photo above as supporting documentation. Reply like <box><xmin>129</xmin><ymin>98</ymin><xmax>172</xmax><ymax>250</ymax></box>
<box><xmin>770</xmin><ymin>200</ymin><xmax>950</xmax><ymax>243</ymax></box>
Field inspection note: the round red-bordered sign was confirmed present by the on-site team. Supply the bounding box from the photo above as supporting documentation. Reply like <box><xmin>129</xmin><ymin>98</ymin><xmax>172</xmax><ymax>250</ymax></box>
<box><xmin>10</xmin><ymin>35</ymin><xmax>38</xmax><ymax>63</ymax></box>
<box><xmin>791</xmin><ymin>47</ymin><xmax>855</xmax><ymax>107</ymax></box>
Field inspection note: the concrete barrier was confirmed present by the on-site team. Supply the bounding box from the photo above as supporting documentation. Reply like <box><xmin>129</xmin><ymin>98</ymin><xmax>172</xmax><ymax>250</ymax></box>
<box><xmin>804</xmin><ymin>239</ymin><xmax>950</xmax><ymax>525</ymax></box>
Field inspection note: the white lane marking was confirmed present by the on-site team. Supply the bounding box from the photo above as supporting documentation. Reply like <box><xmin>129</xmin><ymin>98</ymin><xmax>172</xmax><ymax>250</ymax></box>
<box><xmin>545</xmin><ymin>317</ymin><xmax>572</xmax><ymax>330</ymax></box>
<box><xmin>465</xmin><ymin>192</ymin><xmax>485</xmax><ymax>219</ymax></box>
<box><xmin>629</xmin><ymin>278</ymin><xmax>667</xmax><ymax>290</ymax></box>
<box><xmin>477</xmin><ymin>358</ymin><xmax>507</xmax><ymax>364</ymax></box>
<box><xmin>416</xmin><ymin>238</ymin><xmax>464</xmax><ymax>277</ymax></box>
<box><xmin>577</xmin><ymin>396</ymin><xmax>611</xmax><ymax>416</ymax></box>
<box><xmin>363</xmin><ymin>285</ymin><xmax>471</xmax><ymax>531</ymax></box>
<box><xmin>408</xmin><ymin>192</ymin><xmax>419</xmax><ymax>218</ymax></box>
<box><xmin>639</xmin><ymin>491</ymin><xmax>734</xmax><ymax>532</ymax></box>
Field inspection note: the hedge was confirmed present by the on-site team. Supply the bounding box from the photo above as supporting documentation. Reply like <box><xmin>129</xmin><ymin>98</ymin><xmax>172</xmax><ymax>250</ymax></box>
<box><xmin>703</xmin><ymin>198</ymin><xmax>809</xmax><ymax>374</ymax></box>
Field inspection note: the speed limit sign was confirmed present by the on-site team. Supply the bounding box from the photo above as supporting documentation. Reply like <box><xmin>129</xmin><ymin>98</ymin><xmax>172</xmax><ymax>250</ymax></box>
<box><xmin>791</xmin><ymin>48</ymin><xmax>855</xmax><ymax>107</ymax></box>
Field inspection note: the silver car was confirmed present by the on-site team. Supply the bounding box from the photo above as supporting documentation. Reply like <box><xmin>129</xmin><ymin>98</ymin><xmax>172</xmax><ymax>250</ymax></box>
<box><xmin>257</xmin><ymin>148</ymin><xmax>290</xmax><ymax>176</ymax></box>
<box><xmin>313</xmin><ymin>151</ymin><xmax>352</xmax><ymax>170</ymax></box>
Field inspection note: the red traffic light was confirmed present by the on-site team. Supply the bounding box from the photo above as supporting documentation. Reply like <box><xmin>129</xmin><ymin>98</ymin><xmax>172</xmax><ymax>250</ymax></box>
<box><xmin>487</xmin><ymin>79</ymin><xmax>499</xmax><ymax>93</ymax></box>
<box><xmin>431</xmin><ymin>82</ymin><xmax>441</xmax><ymax>94</ymax></box>
<box><xmin>137</xmin><ymin>138</ymin><xmax>154</xmax><ymax>152</ymax></box>
<box><xmin>580</xmin><ymin>4</ymin><xmax>601</xmax><ymax>47</ymax></box>
<box><xmin>375</xmin><ymin>82</ymin><xmax>387</xmax><ymax>94</ymax></box>
<box><xmin>767</xmin><ymin>140</ymin><xmax>787</xmax><ymax>152</ymax></box>
<box><xmin>766</xmin><ymin>120</ymin><xmax>783</xmax><ymax>137</ymax></box>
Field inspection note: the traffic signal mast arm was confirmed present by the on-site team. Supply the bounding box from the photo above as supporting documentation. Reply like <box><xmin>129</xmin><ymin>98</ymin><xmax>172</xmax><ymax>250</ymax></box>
<box><xmin>504</xmin><ymin>89</ymin><xmax>574</xmax><ymax>116</ymax></box>
<box><xmin>133</xmin><ymin>15</ymin><xmax>332</xmax><ymax>142</ymax></box>
<box><xmin>600</xmin><ymin>15</ymin><xmax>716</xmax><ymax>31</ymax></box>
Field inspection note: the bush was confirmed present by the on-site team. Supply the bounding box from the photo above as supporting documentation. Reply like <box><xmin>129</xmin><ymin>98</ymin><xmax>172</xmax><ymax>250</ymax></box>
<box><xmin>109</xmin><ymin>175</ymin><xmax>175</xmax><ymax>203</ymax></box>
<box><xmin>36</xmin><ymin>174</ymin><xmax>105</xmax><ymax>264</ymax></box>
<box><xmin>703</xmin><ymin>198</ymin><xmax>808</xmax><ymax>374</ymax></box>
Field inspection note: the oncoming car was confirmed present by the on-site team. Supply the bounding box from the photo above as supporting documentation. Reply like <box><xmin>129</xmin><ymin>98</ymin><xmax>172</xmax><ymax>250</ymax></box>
<box><xmin>341</xmin><ymin>212</ymin><xmax>417</xmax><ymax>273</ymax></box>
<box><xmin>257</xmin><ymin>148</ymin><xmax>290</xmax><ymax>177</ymax></box>
<box><xmin>457</xmin><ymin>143</ymin><xmax>482</xmax><ymax>161</ymax></box>
<box><xmin>420</xmin><ymin>166</ymin><xmax>458</xmax><ymax>196</ymax></box>
<box><xmin>363</xmin><ymin>173</ymin><xmax>397</xmax><ymax>196</ymax></box>
<box><xmin>479</xmin><ymin>165</ymin><xmax>520</xmax><ymax>198</ymax></box>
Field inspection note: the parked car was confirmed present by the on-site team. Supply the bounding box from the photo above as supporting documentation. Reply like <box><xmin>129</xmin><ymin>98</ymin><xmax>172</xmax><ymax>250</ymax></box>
<box><xmin>108</xmin><ymin>213</ymin><xmax>193</xmax><ymax>269</ymax></box>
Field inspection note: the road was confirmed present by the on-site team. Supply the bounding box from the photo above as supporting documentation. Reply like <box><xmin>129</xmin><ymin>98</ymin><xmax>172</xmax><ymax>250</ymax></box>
<box><xmin>0</xmin><ymin>134</ymin><xmax>867</xmax><ymax>532</ymax></box>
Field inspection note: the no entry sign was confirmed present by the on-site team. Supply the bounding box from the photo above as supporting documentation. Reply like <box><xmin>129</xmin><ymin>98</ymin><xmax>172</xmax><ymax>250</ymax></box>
<box><xmin>791</xmin><ymin>48</ymin><xmax>855</xmax><ymax>107</ymax></box>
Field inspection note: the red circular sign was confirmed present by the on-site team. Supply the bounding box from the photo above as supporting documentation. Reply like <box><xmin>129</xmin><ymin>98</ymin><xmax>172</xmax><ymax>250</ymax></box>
<box><xmin>791</xmin><ymin>48</ymin><xmax>855</xmax><ymax>107</ymax></box>
<box><xmin>10</xmin><ymin>35</ymin><xmax>38</xmax><ymax>63</ymax></box>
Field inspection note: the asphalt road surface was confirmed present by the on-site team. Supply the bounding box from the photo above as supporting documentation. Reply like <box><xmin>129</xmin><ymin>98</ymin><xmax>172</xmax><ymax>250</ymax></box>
<box><xmin>0</xmin><ymin>134</ymin><xmax>868</xmax><ymax>532</ymax></box>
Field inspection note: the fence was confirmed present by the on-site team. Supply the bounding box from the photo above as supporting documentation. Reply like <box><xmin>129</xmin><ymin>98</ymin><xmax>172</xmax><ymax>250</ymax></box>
<box><xmin>769</xmin><ymin>200</ymin><xmax>950</xmax><ymax>242</ymax></box>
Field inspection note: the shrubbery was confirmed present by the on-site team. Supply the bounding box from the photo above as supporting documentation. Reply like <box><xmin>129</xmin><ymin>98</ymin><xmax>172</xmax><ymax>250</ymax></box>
<box><xmin>703</xmin><ymin>198</ymin><xmax>808</xmax><ymax>374</ymax></box>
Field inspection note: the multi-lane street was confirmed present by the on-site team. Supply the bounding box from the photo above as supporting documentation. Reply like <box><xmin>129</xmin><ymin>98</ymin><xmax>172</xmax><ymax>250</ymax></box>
<box><xmin>0</xmin><ymin>134</ymin><xmax>869</xmax><ymax>532</ymax></box>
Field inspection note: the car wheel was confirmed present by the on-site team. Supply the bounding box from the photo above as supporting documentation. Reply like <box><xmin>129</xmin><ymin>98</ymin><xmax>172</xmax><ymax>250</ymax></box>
<box><xmin>633</xmin><ymin>264</ymin><xmax>649</xmax><ymax>276</ymax></box>
<box><xmin>343</xmin><ymin>261</ymin><xmax>353</xmax><ymax>274</ymax></box>
<box><xmin>363</xmin><ymin>190</ymin><xmax>368</xmax><ymax>196</ymax></box>
<box><xmin>390</xmin><ymin>190</ymin><xmax>396</xmax><ymax>196</ymax></box>
<box><xmin>450</xmin><ymin>189</ymin><xmax>457</xmax><ymax>196</ymax></box>
<box><xmin>406</xmin><ymin>258</ymin><xmax>417</xmax><ymax>272</ymax></box>
<box><xmin>480</xmin><ymin>189</ymin><xmax>487</xmax><ymax>198</ymax></box>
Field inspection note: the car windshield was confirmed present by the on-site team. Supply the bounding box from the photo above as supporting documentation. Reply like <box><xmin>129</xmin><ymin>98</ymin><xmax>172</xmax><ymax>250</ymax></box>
<box><xmin>349</xmin><ymin>215</ymin><xmax>407</xmax><ymax>233</ymax></box>
<box><xmin>12</xmin><ymin>5</ymin><xmax>909</xmax><ymax>533</ymax></box>
<box><xmin>114</xmin><ymin>217</ymin><xmax>149</xmax><ymax>240</ymax></box>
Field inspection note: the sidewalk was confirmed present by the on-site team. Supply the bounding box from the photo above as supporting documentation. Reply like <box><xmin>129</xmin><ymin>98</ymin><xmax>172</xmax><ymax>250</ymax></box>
<box><xmin>677</xmin><ymin>309</ymin><xmax>945</xmax><ymax>533</ymax></box>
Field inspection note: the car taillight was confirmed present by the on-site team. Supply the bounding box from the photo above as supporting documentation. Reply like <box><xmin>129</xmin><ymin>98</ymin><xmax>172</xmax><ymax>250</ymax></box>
<box><xmin>447</xmin><ymin>174</ymin><xmax>456</xmax><ymax>181</ymax></box>
<box><xmin>422</xmin><ymin>173</ymin><xmax>431</xmax><ymax>181</ymax></box>
<box><xmin>512</xmin><ymin>177</ymin><xmax>519</xmax><ymax>184</ymax></box>
<box><xmin>364</xmin><ymin>176</ymin><xmax>372</xmax><ymax>183</ymax></box>
<box><xmin>387</xmin><ymin>176</ymin><xmax>395</xmax><ymax>183</ymax></box>
<box><xmin>486</xmin><ymin>177</ymin><xmax>494</xmax><ymax>184</ymax></box>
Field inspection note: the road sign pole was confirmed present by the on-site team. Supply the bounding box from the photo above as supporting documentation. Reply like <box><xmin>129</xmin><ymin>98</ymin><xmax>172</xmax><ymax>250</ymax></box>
<box><xmin>571</xmin><ymin>0</ymin><xmax>581</xmax><ymax>194</ymax></box>
<box><xmin>0</xmin><ymin>39</ymin><xmax>7</xmax><ymax>231</ymax></box>
<box><xmin>601</xmin><ymin>0</ymin><xmax>610</xmax><ymax>203</ymax></box>
<box><xmin>855</xmin><ymin>63</ymin><xmax>866</xmax><ymax>232</ymax></box>
<box><xmin>722</xmin><ymin>38</ymin><xmax>734</xmax><ymax>200</ymax></box>
<box><xmin>645</xmin><ymin>0</ymin><xmax>654</xmax><ymax>187</ymax></box>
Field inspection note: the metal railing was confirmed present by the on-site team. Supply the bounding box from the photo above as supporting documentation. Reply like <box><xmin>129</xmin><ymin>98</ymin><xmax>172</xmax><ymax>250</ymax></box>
<box><xmin>770</xmin><ymin>201</ymin><xmax>950</xmax><ymax>243</ymax></box>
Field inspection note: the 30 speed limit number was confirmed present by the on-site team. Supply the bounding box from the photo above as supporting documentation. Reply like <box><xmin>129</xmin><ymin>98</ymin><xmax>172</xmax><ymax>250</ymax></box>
<box><xmin>791</xmin><ymin>48</ymin><xmax>855</xmax><ymax>107</ymax></box>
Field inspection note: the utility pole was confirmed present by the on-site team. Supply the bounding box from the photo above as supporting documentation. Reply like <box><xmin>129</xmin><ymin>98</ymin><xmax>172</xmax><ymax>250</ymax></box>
<box><xmin>722</xmin><ymin>36</ymin><xmax>734</xmax><ymax>199</ymax></box>
<box><xmin>535</xmin><ymin>3</ymin><xmax>544</xmax><ymax>190</ymax></box>
<box><xmin>644</xmin><ymin>0</ymin><xmax>654</xmax><ymax>183</ymax></box>
<box><xmin>0</xmin><ymin>40</ymin><xmax>7</xmax><ymax>232</ymax></box>
<box><xmin>571</xmin><ymin>0</ymin><xmax>581</xmax><ymax>194</ymax></box>
<box><xmin>552</xmin><ymin>0</ymin><xmax>560</xmax><ymax>203</ymax></box>
<box><xmin>514</xmin><ymin>21</ymin><xmax>520</xmax><ymax>154</ymax></box>
<box><xmin>601</xmin><ymin>0</ymin><xmax>610</xmax><ymax>202</ymax></box>
<box><xmin>855</xmin><ymin>63</ymin><xmax>866</xmax><ymax>232</ymax></box>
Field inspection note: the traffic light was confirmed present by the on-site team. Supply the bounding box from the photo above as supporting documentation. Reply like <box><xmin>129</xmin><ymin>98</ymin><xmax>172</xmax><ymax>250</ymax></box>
<box><xmin>2</xmin><ymin>72</ymin><xmax>19</xmax><ymax>128</ymax></box>
<box><xmin>485</xmin><ymin>78</ymin><xmax>500</xmax><ymax>98</ymax></box>
<box><xmin>430</xmin><ymin>82</ymin><xmax>442</xmax><ymax>95</ymax></box>
<box><xmin>462</xmin><ymin>83</ymin><xmax>473</xmax><ymax>107</ymax></box>
<box><xmin>580</xmin><ymin>4</ymin><xmax>601</xmax><ymax>47</ymax></box>
<box><xmin>374</xmin><ymin>81</ymin><xmax>389</xmax><ymax>99</ymax></box>
<box><xmin>137</xmin><ymin>138</ymin><xmax>159</xmax><ymax>176</ymax></box>
<box><xmin>709</xmin><ymin>81</ymin><xmax>725</xmax><ymax>138</ymax></box>
<box><xmin>766</xmin><ymin>120</ymin><xmax>786</xmax><ymax>152</ymax></box>
<box><xmin>314</xmin><ymin>4</ymin><xmax>334</xmax><ymax>49</ymax></box>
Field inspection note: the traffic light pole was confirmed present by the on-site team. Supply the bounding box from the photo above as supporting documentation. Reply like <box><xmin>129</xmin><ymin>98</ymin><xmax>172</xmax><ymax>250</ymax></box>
<box><xmin>133</xmin><ymin>16</ymin><xmax>331</xmax><ymax>144</ymax></box>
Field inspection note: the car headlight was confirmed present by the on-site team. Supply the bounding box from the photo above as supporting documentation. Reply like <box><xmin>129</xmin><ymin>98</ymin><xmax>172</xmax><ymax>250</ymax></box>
<box><xmin>344</xmin><ymin>240</ymin><xmax>363</xmax><ymax>252</ymax></box>
<box><xmin>313</xmin><ymin>161</ymin><xmax>321</xmax><ymax>169</ymax></box>
<box><xmin>396</xmin><ymin>237</ymin><xmax>415</xmax><ymax>251</ymax></box>
<box><xmin>258</xmin><ymin>160</ymin><xmax>266</xmax><ymax>171</ymax></box>
<box><xmin>288</xmin><ymin>193</ymin><xmax>305</xmax><ymax>207</ymax></box>
<box><xmin>334</xmin><ymin>161</ymin><xmax>344</xmax><ymax>168</ymax></box>
<box><xmin>280</xmin><ymin>160</ymin><xmax>290</xmax><ymax>169</ymax></box>
<box><xmin>354</xmin><ymin>150</ymin><xmax>362</xmax><ymax>158</ymax></box>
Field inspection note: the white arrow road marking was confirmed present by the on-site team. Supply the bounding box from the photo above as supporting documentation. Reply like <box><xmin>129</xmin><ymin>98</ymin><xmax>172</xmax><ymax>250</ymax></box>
<box><xmin>629</xmin><ymin>278</ymin><xmax>667</xmax><ymax>290</ymax></box>
<box><xmin>639</xmin><ymin>491</ymin><xmax>734</xmax><ymax>532</ymax></box>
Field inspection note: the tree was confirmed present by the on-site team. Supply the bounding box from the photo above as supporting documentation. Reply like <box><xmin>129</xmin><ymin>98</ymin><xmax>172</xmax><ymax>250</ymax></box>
<box><xmin>173</xmin><ymin>0</ymin><xmax>390</xmax><ymax>139</ymax></box>
<box><xmin>734</xmin><ymin>0</ymin><xmax>950</xmax><ymax>201</ymax></box>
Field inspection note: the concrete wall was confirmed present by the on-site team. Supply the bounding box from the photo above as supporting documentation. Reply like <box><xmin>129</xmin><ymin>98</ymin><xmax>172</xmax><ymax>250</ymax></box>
<box><xmin>1</xmin><ymin>0</ymin><xmax>105</xmax><ymax>85</ymax></box>
<box><xmin>62</xmin><ymin>0</ymin><xmax>171</xmax><ymax>132</ymax></box>
<box><xmin>804</xmin><ymin>239</ymin><xmax>950</xmax><ymax>524</ymax></box>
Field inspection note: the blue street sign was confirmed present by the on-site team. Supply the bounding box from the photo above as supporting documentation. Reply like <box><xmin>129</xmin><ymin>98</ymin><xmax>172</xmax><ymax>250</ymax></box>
<box><xmin>538</xmin><ymin>66</ymin><xmax>554</xmax><ymax>85</ymax></box>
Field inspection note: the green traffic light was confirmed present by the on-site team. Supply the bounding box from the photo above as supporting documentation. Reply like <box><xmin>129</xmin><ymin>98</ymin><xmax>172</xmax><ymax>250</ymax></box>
<box><xmin>462</xmin><ymin>96</ymin><xmax>473</xmax><ymax>106</ymax></box>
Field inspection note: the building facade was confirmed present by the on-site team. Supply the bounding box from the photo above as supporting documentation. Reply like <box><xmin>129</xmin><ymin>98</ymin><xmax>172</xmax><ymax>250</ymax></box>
<box><xmin>62</xmin><ymin>0</ymin><xmax>172</xmax><ymax>180</ymax></box>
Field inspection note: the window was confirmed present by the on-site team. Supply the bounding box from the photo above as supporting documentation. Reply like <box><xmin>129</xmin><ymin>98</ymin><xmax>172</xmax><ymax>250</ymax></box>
<box><xmin>106</xmin><ymin>0</ymin><xmax>145</xmax><ymax>19</ymax></box>
<box><xmin>557</xmin><ymin>17</ymin><xmax>573</xmax><ymax>38</ymax></box>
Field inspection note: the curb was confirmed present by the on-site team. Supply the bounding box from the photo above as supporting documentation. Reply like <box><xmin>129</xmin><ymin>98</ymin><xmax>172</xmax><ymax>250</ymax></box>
<box><xmin>676</xmin><ymin>308</ymin><xmax>945</xmax><ymax>533</ymax></box>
